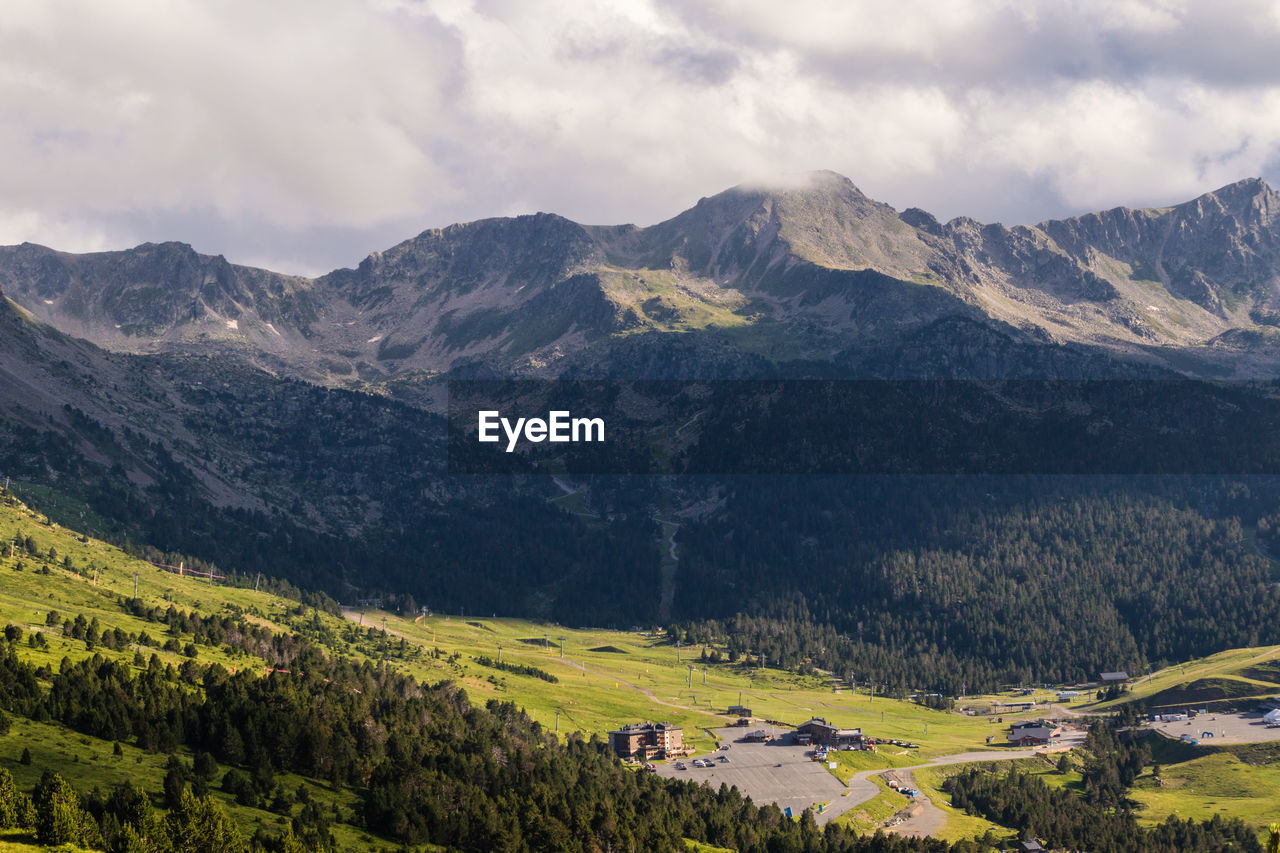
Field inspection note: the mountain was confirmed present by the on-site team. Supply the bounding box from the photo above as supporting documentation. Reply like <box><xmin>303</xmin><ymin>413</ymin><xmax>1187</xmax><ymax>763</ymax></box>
<box><xmin>7</xmin><ymin>172</ymin><xmax>1280</xmax><ymax>385</ymax></box>
<box><xmin>5</xmin><ymin>173</ymin><xmax>1280</xmax><ymax>690</ymax></box>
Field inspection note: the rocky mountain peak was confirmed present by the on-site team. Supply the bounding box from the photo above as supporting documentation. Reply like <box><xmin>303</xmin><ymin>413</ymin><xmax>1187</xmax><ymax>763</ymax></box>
<box><xmin>8</xmin><ymin>173</ymin><xmax>1280</xmax><ymax>381</ymax></box>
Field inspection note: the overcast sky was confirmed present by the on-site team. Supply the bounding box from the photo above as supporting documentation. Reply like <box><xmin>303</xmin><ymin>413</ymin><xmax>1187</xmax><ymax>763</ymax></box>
<box><xmin>4</xmin><ymin>0</ymin><xmax>1280</xmax><ymax>275</ymax></box>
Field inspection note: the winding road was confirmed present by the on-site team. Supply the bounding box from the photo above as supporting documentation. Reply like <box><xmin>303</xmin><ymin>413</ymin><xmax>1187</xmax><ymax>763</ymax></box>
<box><xmin>833</xmin><ymin>732</ymin><xmax>1086</xmax><ymax>832</ymax></box>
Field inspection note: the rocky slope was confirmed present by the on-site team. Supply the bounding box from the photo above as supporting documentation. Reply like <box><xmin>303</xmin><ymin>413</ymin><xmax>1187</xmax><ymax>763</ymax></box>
<box><xmin>5</xmin><ymin>172</ymin><xmax>1280</xmax><ymax>383</ymax></box>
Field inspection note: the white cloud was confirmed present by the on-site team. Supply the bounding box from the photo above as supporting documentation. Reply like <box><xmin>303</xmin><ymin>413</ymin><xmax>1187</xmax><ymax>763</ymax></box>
<box><xmin>2</xmin><ymin>0</ymin><xmax>1280</xmax><ymax>273</ymax></box>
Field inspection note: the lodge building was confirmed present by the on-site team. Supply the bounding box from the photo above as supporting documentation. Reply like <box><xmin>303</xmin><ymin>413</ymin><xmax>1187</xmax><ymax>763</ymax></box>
<box><xmin>608</xmin><ymin>722</ymin><xmax>685</xmax><ymax>760</ymax></box>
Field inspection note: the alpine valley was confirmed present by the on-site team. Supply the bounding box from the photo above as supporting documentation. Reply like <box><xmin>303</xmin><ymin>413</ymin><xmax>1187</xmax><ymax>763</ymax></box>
<box><xmin>5</xmin><ymin>171</ymin><xmax>1280</xmax><ymax>693</ymax></box>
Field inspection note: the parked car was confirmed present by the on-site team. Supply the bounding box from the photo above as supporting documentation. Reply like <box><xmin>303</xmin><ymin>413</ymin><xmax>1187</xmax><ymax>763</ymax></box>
<box><xmin>675</xmin><ymin>762</ymin><xmax>687</xmax><ymax>770</ymax></box>
<box><xmin>719</xmin><ymin>755</ymin><xmax>729</xmax><ymax>763</ymax></box>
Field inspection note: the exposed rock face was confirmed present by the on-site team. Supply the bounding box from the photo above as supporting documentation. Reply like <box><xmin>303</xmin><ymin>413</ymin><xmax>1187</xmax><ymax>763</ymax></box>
<box><xmin>5</xmin><ymin>172</ymin><xmax>1280</xmax><ymax>381</ymax></box>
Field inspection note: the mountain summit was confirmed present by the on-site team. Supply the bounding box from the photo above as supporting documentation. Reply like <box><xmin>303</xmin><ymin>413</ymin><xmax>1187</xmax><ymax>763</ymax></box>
<box><xmin>5</xmin><ymin>172</ymin><xmax>1280</xmax><ymax>381</ymax></box>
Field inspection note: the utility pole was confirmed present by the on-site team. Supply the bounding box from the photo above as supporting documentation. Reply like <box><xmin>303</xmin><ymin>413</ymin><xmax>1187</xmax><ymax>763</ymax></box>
<box><xmin>555</xmin><ymin>710</ymin><xmax>560</xmax><ymax>732</ymax></box>
<box><xmin>359</xmin><ymin>611</ymin><xmax>364</xmax><ymax>626</ymax></box>
<box><xmin>178</xmin><ymin>561</ymin><xmax>184</xmax><ymax>577</ymax></box>
<box><xmin>558</xmin><ymin>636</ymin><xmax>566</xmax><ymax>658</ymax></box>
<box><xmin>676</xmin><ymin>640</ymin><xmax>682</xmax><ymax>663</ymax></box>
<box><xmin>544</xmin><ymin>632</ymin><xmax>549</xmax><ymax>654</ymax></box>
<box><xmin>133</xmin><ymin>572</ymin><xmax>138</xmax><ymax>600</ymax></box>
<box><xmin>702</xmin><ymin>666</ymin><xmax>706</xmax><ymax>685</ymax></box>
<box><xmin>497</xmin><ymin>643</ymin><xmax>503</xmax><ymax>664</ymax></box>
<box><xmin>254</xmin><ymin>572</ymin><xmax>261</xmax><ymax>592</ymax></box>
<box><xmin>687</xmin><ymin>664</ymin><xmax>693</xmax><ymax>687</ymax></box>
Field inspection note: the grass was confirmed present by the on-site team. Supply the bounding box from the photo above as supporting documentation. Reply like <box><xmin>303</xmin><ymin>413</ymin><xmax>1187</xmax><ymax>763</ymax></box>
<box><xmin>683</xmin><ymin>840</ymin><xmax>736</xmax><ymax>853</ymax></box>
<box><xmin>597</xmin><ymin>267</ymin><xmax>754</xmax><ymax>335</ymax></box>
<box><xmin>912</xmin><ymin>765</ymin><xmax>1006</xmax><ymax>842</ymax></box>
<box><xmin>1129</xmin><ymin>751</ymin><xmax>1280</xmax><ymax>840</ymax></box>
<box><xmin>355</xmin><ymin>609</ymin><xmax>1026</xmax><ymax>760</ymax></box>
<box><xmin>0</xmin><ymin>827</ymin><xmax>94</xmax><ymax>852</ymax></box>
<box><xmin>0</xmin><ymin>489</ymin><xmax>1076</xmax><ymax>847</ymax></box>
<box><xmin>833</xmin><ymin>775</ymin><xmax>901</xmax><ymax>834</ymax></box>
<box><xmin>8</xmin><ymin>486</ymin><xmax>1280</xmax><ymax>847</ymax></box>
<box><xmin>1095</xmin><ymin>644</ymin><xmax>1280</xmax><ymax>711</ymax></box>
<box><xmin>0</xmin><ymin>717</ymin><xmax>377</xmax><ymax>851</ymax></box>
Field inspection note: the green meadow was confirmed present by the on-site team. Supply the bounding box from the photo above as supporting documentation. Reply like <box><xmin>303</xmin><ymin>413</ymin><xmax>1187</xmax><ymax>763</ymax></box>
<box><xmin>5</xmin><ymin>488</ymin><xmax>1280</xmax><ymax>846</ymax></box>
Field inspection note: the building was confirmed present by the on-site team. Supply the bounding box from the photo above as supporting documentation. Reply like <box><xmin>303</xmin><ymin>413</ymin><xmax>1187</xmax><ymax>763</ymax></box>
<box><xmin>796</xmin><ymin>717</ymin><xmax>865</xmax><ymax>748</ymax></box>
<box><xmin>994</xmin><ymin>701</ymin><xmax>1037</xmax><ymax>713</ymax></box>
<box><xmin>742</xmin><ymin>729</ymin><xmax>774</xmax><ymax>743</ymax></box>
<box><xmin>727</xmin><ymin>704</ymin><xmax>752</xmax><ymax>718</ymax></box>
<box><xmin>1008</xmin><ymin>720</ymin><xmax>1062</xmax><ymax>746</ymax></box>
<box><xmin>608</xmin><ymin>722</ymin><xmax>684</xmax><ymax>760</ymax></box>
<box><xmin>1099</xmin><ymin>671</ymin><xmax>1130</xmax><ymax>684</ymax></box>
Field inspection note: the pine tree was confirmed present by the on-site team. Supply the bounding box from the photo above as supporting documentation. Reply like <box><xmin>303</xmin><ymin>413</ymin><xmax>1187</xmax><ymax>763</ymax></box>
<box><xmin>32</xmin><ymin>771</ymin><xmax>101</xmax><ymax>847</ymax></box>
<box><xmin>163</xmin><ymin>788</ymin><xmax>246</xmax><ymax>853</ymax></box>
<box><xmin>0</xmin><ymin>768</ymin><xmax>32</xmax><ymax>829</ymax></box>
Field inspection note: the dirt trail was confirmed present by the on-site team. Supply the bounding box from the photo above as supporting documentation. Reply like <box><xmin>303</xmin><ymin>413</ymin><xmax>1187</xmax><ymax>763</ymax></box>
<box><xmin>880</xmin><ymin>768</ymin><xmax>945</xmax><ymax>837</ymax></box>
<box><xmin>655</xmin><ymin>516</ymin><xmax>679</xmax><ymax>620</ymax></box>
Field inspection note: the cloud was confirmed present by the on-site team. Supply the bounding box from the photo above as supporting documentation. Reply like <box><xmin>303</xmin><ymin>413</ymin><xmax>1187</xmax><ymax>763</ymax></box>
<box><xmin>2</xmin><ymin>0</ymin><xmax>1280</xmax><ymax>273</ymax></box>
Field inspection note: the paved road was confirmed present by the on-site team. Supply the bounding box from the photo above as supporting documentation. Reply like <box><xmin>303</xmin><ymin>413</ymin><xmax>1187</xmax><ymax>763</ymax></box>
<box><xmin>847</xmin><ymin>731</ymin><xmax>1088</xmax><ymax>835</ymax></box>
<box><xmin>657</xmin><ymin>726</ymin><xmax>1087</xmax><ymax>829</ymax></box>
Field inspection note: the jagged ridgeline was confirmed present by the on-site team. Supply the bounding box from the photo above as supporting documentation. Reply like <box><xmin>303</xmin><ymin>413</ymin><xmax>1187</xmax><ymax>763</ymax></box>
<box><xmin>3</xmin><ymin>173</ymin><xmax>1280</xmax><ymax>694</ymax></box>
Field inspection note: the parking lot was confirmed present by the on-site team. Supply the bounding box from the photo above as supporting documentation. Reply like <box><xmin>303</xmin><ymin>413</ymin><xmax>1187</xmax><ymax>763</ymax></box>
<box><xmin>652</xmin><ymin>725</ymin><xmax>851</xmax><ymax>822</ymax></box>
<box><xmin>1151</xmin><ymin>711</ymin><xmax>1280</xmax><ymax>744</ymax></box>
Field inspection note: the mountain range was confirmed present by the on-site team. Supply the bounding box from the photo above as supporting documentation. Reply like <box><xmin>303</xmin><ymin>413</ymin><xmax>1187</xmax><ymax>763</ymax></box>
<box><xmin>4</xmin><ymin>173</ymin><xmax>1280</xmax><ymax>684</ymax></box>
<box><xmin>5</xmin><ymin>171</ymin><xmax>1280</xmax><ymax>390</ymax></box>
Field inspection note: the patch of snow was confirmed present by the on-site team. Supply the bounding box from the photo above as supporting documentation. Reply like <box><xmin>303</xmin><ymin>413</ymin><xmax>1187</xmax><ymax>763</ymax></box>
<box><xmin>225</xmin><ymin>319</ymin><xmax>239</xmax><ymax>330</ymax></box>
<box><xmin>42</xmin><ymin>299</ymin><xmax>53</xmax><ymax>305</ymax></box>
<box><xmin>367</xmin><ymin>335</ymin><xmax>382</xmax><ymax>343</ymax></box>
<box><xmin>264</xmin><ymin>322</ymin><xmax>281</xmax><ymax>336</ymax></box>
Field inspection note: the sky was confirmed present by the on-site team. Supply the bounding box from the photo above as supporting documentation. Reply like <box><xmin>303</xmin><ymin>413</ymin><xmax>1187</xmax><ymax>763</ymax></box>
<box><xmin>4</xmin><ymin>0</ymin><xmax>1280</xmax><ymax>275</ymax></box>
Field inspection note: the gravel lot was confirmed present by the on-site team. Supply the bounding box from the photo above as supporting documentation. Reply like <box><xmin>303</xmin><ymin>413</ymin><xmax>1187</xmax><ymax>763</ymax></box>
<box><xmin>653</xmin><ymin>725</ymin><xmax>851</xmax><ymax>821</ymax></box>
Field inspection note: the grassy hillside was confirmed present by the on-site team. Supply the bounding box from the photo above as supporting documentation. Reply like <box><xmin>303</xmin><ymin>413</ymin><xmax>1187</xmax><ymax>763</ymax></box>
<box><xmin>1096</xmin><ymin>644</ymin><xmax>1280</xmax><ymax>711</ymax></box>
<box><xmin>3</xmin><ymin>485</ymin><xmax>1278</xmax><ymax>848</ymax></box>
<box><xmin>1129</xmin><ymin>749</ymin><xmax>1280</xmax><ymax>834</ymax></box>
<box><xmin>0</xmin><ymin>491</ymin><xmax>413</xmax><ymax>850</ymax></box>
<box><xmin>0</xmin><ymin>486</ymin><xmax>1050</xmax><ymax>847</ymax></box>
